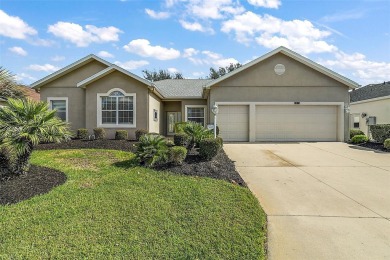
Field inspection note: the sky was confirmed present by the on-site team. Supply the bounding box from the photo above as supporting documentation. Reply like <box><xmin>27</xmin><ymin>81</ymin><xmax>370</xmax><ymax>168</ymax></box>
<box><xmin>0</xmin><ymin>0</ymin><xmax>389</xmax><ymax>86</ymax></box>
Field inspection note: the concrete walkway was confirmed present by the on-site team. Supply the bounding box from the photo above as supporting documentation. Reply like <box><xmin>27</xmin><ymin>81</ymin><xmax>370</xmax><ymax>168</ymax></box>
<box><xmin>224</xmin><ymin>142</ymin><xmax>390</xmax><ymax>260</ymax></box>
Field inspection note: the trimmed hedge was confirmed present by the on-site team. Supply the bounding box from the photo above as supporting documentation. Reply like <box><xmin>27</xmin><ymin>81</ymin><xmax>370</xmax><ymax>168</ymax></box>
<box><xmin>199</xmin><ymin>138</ymin><xmax>220</xmax><ymax>160</ymax></box>
<box><xmin>115</xmin><ymin>130</ymin><xmax>128</xmax><ymax>140</ymax></box>
<box><xmin>135</xmin><ymin>129</ymin><xmax>148</xmax><ymax>141</ymax></box>
<box><xmin>93</xmin><ymin>128</ymin><xmax>106</xmax><ymax>139</ymax></box>
<box><xmin>370</xmin><ymin>124</ymin><xmax>390</xmax><ymax>143</ymax></box>
<box><xmin>174</xmin><ymin>133</ymin><xmax>190</xmax><ymax>147</ymax></box>
<box><xmin>169</xmin><ymin>146</ymin><xmax>187</xmax><ymax>165</ymax></box>
<box><xmin>216</xmin><ymin>136</ymin><xmax>223</xmax><ymax>149</ymax></box>
<box><xmin>77</xmin><ymin>128</ymin><xmax>89</xmax><ymax>139</ymax></box>
<box><xmin>351</xmin><ymin>134</ymin><xmax>368</xmax><ymax>144</ymax></box>
<box><xmin>384</xmin><ymin>139</ymin><xmax>390</xmax><ymax>150</ymax></box>
<box><xmin>350</xmin><ymin>129</ymin><xmax>364</xmax><ymax>139</ymax></box>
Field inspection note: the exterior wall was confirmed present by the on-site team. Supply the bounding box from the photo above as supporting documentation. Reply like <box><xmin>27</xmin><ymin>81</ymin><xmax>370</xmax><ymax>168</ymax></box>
<box><xmin>85</xmin><ymin>71</ymin><xmax>149</xmax><ymax>139</ymax></box>
<box><xmin>209</xmin><ymin>53</ymin><xmax>351</xmax><ymax>141</ymax></box>
<box><xmin>148</xmin><ymin>92</ymin><xmax>162</xmax><ymax>134</ymax></box>
<box><xmin>350</xmin><ymin>96</ymin><xmax>390</xmax><ymax>136</ymax></box>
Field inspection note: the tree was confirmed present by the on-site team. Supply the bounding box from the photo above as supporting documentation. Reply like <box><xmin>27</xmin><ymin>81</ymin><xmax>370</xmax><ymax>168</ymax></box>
<box><xmin>208</xmin><ymin>63</ymin><xmax>242</xmax><ymax>79</ymax></box>
<box><xmin>142</xmin><ymin>69</ymin><xmax>184</xmax><ymax>82</ymax></box>
<box><xmin>0</xmin><ymin>67</ymin><xmax>25</xmax><ymax>99</ymax></box>
<box><xmin>0</xmin><ymin>99</ymin><xmax>72</xmax><ymax>175</ymax></box>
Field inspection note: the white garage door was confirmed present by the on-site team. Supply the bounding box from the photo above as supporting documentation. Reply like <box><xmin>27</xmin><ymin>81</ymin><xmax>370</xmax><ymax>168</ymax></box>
<box><xmin>218</xmin><ymin>105</ymin><xmax>249</xmax><ymax>141</ymax></box>
<box><xmin>256</xmin><ymin>105</ymin><xmax>337</xmax><ymax>141</ymax></box>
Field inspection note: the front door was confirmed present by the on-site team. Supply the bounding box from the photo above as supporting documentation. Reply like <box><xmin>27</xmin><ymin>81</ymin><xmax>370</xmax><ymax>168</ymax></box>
<box><xmin>167</xmin><ymin>112</ymin><xmax>181</xmax><ymax>135</ymax></box>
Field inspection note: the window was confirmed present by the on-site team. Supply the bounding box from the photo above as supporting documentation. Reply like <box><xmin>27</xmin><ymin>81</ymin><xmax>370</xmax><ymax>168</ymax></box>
<box><xmin>48</xmin><ymin>97</ymin><xmax>68</xmax><ymax>121</ymax></box>
<box><xmin>153</xmin><ymin>109</ymin><xmax>158</xmax><ymax>121</ymax></box>
<box><xmin>185</xmin><ymin>105</ymin><xmax>206</xmax><ymax>126</ymax></box>
<box><xmin>98</xmin><ymin>89</ymin><xmax>136</xmax><ymax>128</ymax></box>
<box><xmin>353</xmin><ymin>116</ymin><xmax>360</xmax><ymax>128</ymax></box>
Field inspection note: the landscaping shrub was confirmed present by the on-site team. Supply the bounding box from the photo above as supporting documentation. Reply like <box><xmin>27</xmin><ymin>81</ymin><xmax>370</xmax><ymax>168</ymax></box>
<box><xmin>183</xmin><ymin>121</ymin><xmax>213</xmax><ymax>148</ymax></box>
<box><xmin>93</xmin><ymin>128</ymin><xmax>106</xmax><ymax>139</ymax></box>
<box><xmin>199</xmin><ymin>138</ymin><xmax>221</xmax><ymax>160</ymax></box>
<box><xmin>384</xmin><ymin>139</ymin><xmax>390</xmax><ymax>150</ymax></box>
<box><xmin>77</xmin><ymin>128</ymin><xmax>89</xmax><ymax>139</ymax></box>
<box><xmin>351</xmin><ymin>134</ymin><xmax>368</xmax><ymax>144</ymax></box>
<box><xmin>0</xmin><ymin>147</ymin><xmax>11</xmax><ymax>175</ymax></box>
<box><xmin>115</xmin><ymin>130</ymin><xmax>128</xmax><ymax>140</ymax></box>
<box><xmin>135</xmin><ymin>134</ymin><xmax>169</xmax><ymax>167</ymax></box>
<box><xmin>350</xmin><ymin>129</ymin><xmax>364</xmax><ymax>139</ymax></box>
<box><xmin>370</xmin><ymin>124</ymin><xmax>390</xmax><ymax>143</ymax></box>
<box><xmin>169</xmin><ymin>146</ymin><xmax>187</xmax><ymax>165</ymax></box>
<box><xmin>216</xmin><ymin>136</ymin><xmax>224</xmax><ymax>149</ymax></box>
<box><xmin>135</xmin><ymin>129</ymin><xmax>148</xmax><ymax>141</ymax></box>
<box><xmin>174</xmin><ymin>122</ymin><xmax>187</xmax><ymax>133</ymax></box>
<box><xmin>166</xmin><ymin>139</ymin><xmax>175</xmax><ymax>147</ymax></box>
<box><xmin>174</xmin><ymin>133</ymin><xmax>190</xmax><ymax>147</ymax></box>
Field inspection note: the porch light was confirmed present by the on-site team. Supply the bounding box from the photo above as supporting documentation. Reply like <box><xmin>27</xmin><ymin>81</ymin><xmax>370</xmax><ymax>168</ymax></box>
<box><xmin>212</xmin><ymin>104</ymin><xmax>219</xmax><ymax>138</ymax></box>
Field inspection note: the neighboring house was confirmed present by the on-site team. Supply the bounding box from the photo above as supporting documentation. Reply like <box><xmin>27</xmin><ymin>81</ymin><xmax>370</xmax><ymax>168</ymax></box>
<box><xmin>0</xmin><ymin>86</ymin><xmax>40</xmax><ymax>108</ymax></box>
<box><xmin>31</xmin><ymin>46</ymin><xmax>358</xmax><ymax>142</ymax></box>
<box><xmin>350</xmin><ymin>82</ymin><xmax>390</xmax><ymax>136</ymax></box>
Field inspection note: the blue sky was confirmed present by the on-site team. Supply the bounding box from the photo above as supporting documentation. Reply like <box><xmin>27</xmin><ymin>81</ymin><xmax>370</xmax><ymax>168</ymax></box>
<box><xmin>0</xmin><ymin>0</ymin><xmax>389</xmax><ymax>86</ymax></box>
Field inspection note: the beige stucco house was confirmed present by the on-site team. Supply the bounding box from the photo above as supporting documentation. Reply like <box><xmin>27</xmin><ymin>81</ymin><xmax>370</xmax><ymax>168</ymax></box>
<box><xmin>350</xmin><ymin>82</ymin><xmax>390</xmax><ymax>136</ymax></box>
<box><xmin>31</xmin><ymin>46</ymin><xmax>359</xmax><ymax>142</ymax></box>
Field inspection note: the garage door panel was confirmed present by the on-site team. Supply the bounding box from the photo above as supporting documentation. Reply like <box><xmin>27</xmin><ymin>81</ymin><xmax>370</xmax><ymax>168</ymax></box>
<box><xmin>218</xmin><ymin>105</ymin><xmax>249</xmax><ymax>142</ymax></box>
<box><xmin>256</xmin><ymin>105</ymin><xmax>337</xmax><ymax>141</ymax></box>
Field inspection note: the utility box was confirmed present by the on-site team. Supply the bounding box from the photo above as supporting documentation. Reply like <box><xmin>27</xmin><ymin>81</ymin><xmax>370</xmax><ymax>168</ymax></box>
<box><xmin>366</xmin><ymin>116</ymin><xmax>376</xmax><ymax>125</ymax></box>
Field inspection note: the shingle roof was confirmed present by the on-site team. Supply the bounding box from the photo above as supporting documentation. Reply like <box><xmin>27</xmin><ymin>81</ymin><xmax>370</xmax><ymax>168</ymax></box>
<box><xmin>153</xmin><ymin>79</ymin><xmax>213</xmax><ymax>98</ymax></box>
<box><xmin>350</xmin><ymin>81</ymin><xmax>390</xmax><ymax>102</ymax></box>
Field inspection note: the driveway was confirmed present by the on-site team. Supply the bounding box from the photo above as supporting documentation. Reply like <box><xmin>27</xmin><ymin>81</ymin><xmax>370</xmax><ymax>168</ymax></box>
<box><xmin>224</xmin><ymin>142</ymin><xmax>390</xmax><ymax>260</ymax></box>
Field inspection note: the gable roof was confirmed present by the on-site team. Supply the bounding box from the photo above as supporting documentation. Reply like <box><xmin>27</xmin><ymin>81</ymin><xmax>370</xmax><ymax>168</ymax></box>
<box><xmin>204</xmin><ymin>46</ymin><xmax>360</xmax><ymax>90</ymax></box>
<box><xmin>154</xmin><ymin>79</ymin><xmax>212</xmax><ymax>98</ymax></box>
<box><xmin>350</xmin><ymin>81</ymin><xmax>390</xmax><ymax>102</ymax></box>
<box><xmin>30</xmin><ymin>54</ymin><xmax>111</xmax><ymax>89</ymax></box>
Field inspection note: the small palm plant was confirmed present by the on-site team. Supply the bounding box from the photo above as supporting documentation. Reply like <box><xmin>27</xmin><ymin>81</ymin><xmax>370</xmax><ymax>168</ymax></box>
<box><xmin>183</xmin><ymin>121</ymin><xmax>213</xmax><ymax>149</ymax></box>
<box><xmin>135</xmin><ymin>134</ymin><xmax>169</xmax><ymax>167</ymax></box>
<box><xmin>0</xmin><ymin>98</ymin><xmax>72</xmax><ymax>175</ymax></box>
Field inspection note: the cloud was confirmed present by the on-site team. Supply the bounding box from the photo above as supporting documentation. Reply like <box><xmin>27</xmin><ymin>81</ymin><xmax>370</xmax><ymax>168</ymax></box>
<box><xmin>51</xmin><ymin>55</ymin><xmax>65</xmax><ymax>62</ymax></box>
<box><xmin>27</xmin><ymin>64</ymin><xmax>59</xmax><ymax>72</ymax></box>
<box><xmin>222</xmin><ymin>11</ymin><xmax>337</xmax><ymax>54</ymax></box>
<box><xmin>184</xmin><ymin>48</ymin><xmax>238</xmax><ymax>67</ymax></box>
<box><xmin>321</xmin><ymin>9</ymin><xmax>366</xmax><ymax>23</ymax></box>
<box><xmin>167</xmin><ymin>67</ymin><xmax>180</xmax><ymax>73</ymax></box>
<box><xmin>145</xmin><ymin>9</ymin><xmax>170</xmax><ymax>19</ymax></box>
<box><xmin>247</xmin><ymin>0</ymin><xmax>281</xmax><ymax>9</ymax></box>
<box><xmin>48</xmin><ymin>22</ymin><xmax>122</xmax><ymax>47</ymax></box>
<box><xmin>98</xmin><ymin>51</ymin><xmax>114</xmax><ymax>58</ymax></box>
<box><xmin>123</xmin><ymin>39</ymin><xmax>180</xmax><ymax>60</ymax></box>
<box><xmin>179</xmin><ymin>20</ymin><xmax>214</xmax><ymax>33</ymax></box>
<box><xmin>0</xmin><ymin>10</ymin><xmax>37</xmax><ymax>39</ymax></box>
<box><xmin>15</xmin><ymin>73</ymin><xmax>37</xmax><ymax>83</ymax></box>
<box><xmin>319</xmin><ymin>51</ymin><xmax>390</xmax><ymax>84</ymax></box>
<box><xmin>114</xmin><ymin>60</ymin><xmax>149</xmax><ymax>70</ymax></box>
<box><xmin>183</xmin><ymin>48</ymin><xmax>199</xmax><ymax>58</ymax></box>
<box><xmin>186</xmin><ymin>0</ymin><xmax>245</xmax><ymax>20</ymax></box>
<box><xmin>9</xmin><ymin>46</ymin><xmax>27</xmax><ymax>56</ymax></box>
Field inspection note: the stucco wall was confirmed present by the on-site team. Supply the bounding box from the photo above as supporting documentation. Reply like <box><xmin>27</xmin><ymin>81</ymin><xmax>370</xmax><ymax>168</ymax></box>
<box><xmin>85</xmin><ymin>71</ymin><xmax>149</xmax><ymax>139</ymax></box>
<box><xmin>148</xmin><ymin>92</ymin><xmax>161</xmax><ymax>134</ymax></box>
<box><xmin>350</xmin><ymin>97</ymin><xmax>390</xmax><ymax>136</ymax></box>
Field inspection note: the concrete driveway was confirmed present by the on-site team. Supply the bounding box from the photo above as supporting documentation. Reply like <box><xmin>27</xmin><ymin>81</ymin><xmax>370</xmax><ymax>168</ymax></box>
<box><xmin>224</xmin><ymin>142</ymin><xmax>390</xmax><ymax>260</ymax></box>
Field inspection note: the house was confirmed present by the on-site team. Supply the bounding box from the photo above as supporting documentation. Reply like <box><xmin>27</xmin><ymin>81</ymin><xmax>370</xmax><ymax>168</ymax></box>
<box><xmin>30</xmin><ymin>46</ymin><xmax>359</xmax><ymax>142</ymax></box>
<box><xmin>350</xmin><ymin>81</ymin><xmax>390</xmax><ymax>136</ymax></box>
<box><xmin>0</xmin><ymin>85</ymin><xmax>40</xmax><ymax>108</ymax></box>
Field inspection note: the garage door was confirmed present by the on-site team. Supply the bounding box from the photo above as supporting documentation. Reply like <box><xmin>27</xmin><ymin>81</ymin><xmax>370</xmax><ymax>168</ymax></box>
<box><xmin>218</xmin><ymin>105</ymin><xmax>249</xmax><ymax>141</ymax></box>
<box><xmin>256</xmin><ymin>105</ymin><xmax>337</xmax><ymax>141</ymax></box>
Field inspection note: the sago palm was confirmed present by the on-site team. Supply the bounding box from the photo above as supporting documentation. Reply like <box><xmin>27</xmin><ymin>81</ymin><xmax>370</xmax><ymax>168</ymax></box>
<box><xmin>0</xmin><ymin>98</ymin><xmax>72</xmax><ymax>175</ymax></box>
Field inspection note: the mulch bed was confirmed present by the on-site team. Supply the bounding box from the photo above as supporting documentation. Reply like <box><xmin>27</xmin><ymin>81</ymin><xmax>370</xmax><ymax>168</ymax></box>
<box><xmin>357</xmin><ymin>142</ymin><xmax>389</xmax><ymax>152</ymax></box>
<box><xmin>0</xmin><ymin>165</ymin><xmax>67</xmax><ymax>205</ymax></box>
<box><xmin>37</xmin><ymin>139</ymin><xmax>136</xmax><ymax>152</ymax></box>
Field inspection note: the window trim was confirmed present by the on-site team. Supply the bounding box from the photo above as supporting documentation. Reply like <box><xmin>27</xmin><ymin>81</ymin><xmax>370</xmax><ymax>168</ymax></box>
<box><xmin>185</xmin><ymin>105</ymin><xmax>207</xmax><ymax>126</ymax></box>
<box><xmin>353</xmin><ymin>115</ymin><xmax>360</xmax><ymax>129</ymax></box>
<box><xmin>97</xmin><ymin>88</ymin><xmax>136</xmax><ymax>128</ymax></box>
<box><xmin>47</xmin><ymin>97</ymin><xmax>68</xmax><ymax>122</ymax></box>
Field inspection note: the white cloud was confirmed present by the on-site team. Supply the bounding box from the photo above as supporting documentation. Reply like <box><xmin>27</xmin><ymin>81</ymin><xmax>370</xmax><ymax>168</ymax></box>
<box><xmin>185</xmin><ymin>49</ymin><xmax>238</xmax><ymax>68</ymax></box>
<box><xmin>9</xmin><ymin>46</ymin><xmax>27</xmax><ymax>56</ymax></box>
<box><xmin>179</xmin><ymin>20</ymin><xmax>214</xmax><ymax>33</ymax></box>
<box><xmin>167</xmin><ymin>67</ymin><xmax>180</xmax><ymax>73</ymax></box>
<box><xmin>222</xmin><ymin>12</ymin><xmax>337</xmax><ymax>54</ymax></box>
<box><xmin>98</xmin><ymin>51</ymin><xmax>114</xmax><ymax>58</ymax></box>
<box><xmin>0</xmin><ymin>10</ymin><xmax>37</xmax><ymax>39</ymax></box>
<box><xmin>212</xmin><ymin>57</ymin><xmax>239</xmax><ymax>67</ymax></box>
<box><xmin>183</xmin><ymin>48</ymin><xmax>199</xmax><ymax>58</ymax></box>
<box><xmin>27</xmin><ymin>64</ymin><xmax>59</xmax><ymax>72</ymax></box>
<box><xmin>145</xmin><ymin>9</ymin><xmax>170</xmax><ymax>19</ymax></box>
<box><xmin>187</xmin><ymin>0</ymin><xmax>244</xmax><ymax>20</ymax></box>
<box><xmin>319</xmin><ymin>51</ymin><xmax>390</xmax><ymax>84</ymax></box>
<box><xmin>247</xmin><ymin>0</ymin><xmax>281</xmax><ymax>9</ymax></box>
<box><xmin>15</xmin><ymin>73</ymin><xmax>36</xmax><ymax>82</ymax></box>
<box><xmin>48</xmin><ymin>22</ymin><xmax>122</xmax><ymax>47</ymax></box>
<box><xmin>321</xmin><ymin>9</ymin><xmax>366</xmax><ymax>23</ymax></box>
<box><xmin>51</xmin><ymin>55</ymin><xmax>65</xmax><ymax>62</ymax></box>
<box><xmin>28</xmin><ymin>38</ymin><xmax>55</xmax><ymax>47</ymax></box>
<box><xmin>123</xmin><ymin>39</ymin><xmax>180</xmax><ymax>60</ymax></box>
<box><xmin>114</xmin><ymin>60</ymin><xmax>149</xmax><ymax>70</ymax></box>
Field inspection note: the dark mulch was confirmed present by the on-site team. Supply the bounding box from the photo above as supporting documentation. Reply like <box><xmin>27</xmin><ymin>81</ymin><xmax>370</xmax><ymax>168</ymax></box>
<box><xmin>357</xmin><ymin>142</ymin><xmax>389</xmax><ymax>152</ymax></box>
<box><xmin>156</xmin><ymin>149</ymin><xmax>247</xmax><ymax>187</ymax></box>
<box><xmin>37</xmin><ymin>139</ymin><xmax>136</xmax><ymax>152</ymax></box>
<box><xmin>0</xmin><ymin>166</ymin><xmax>67</xmax><ymax>205</ymax></box>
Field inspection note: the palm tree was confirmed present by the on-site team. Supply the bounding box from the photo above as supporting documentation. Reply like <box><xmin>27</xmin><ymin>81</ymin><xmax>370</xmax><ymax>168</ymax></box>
<box><xmin>0</xmin><ymin>67</ymin><xmax>25</xmax><ymax>99</ymax></box>
<box><xmin>0</xmin><ymin>98</ymin><xmax>72</xmax><ymax>175</ymax></box>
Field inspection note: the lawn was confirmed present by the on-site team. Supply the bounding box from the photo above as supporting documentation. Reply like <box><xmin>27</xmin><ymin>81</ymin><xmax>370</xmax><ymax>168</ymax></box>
<box><xmin>0</xmin><ymin>149</ymin><xmax>267</xmax><ymax>259</ymax></box>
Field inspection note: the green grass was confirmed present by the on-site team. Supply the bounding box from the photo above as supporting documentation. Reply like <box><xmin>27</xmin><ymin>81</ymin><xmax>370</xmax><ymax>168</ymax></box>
<box><xmin>0</xmin><ymin>149</ymin><xmax>267</xmax><ymax>259</ymax></box>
